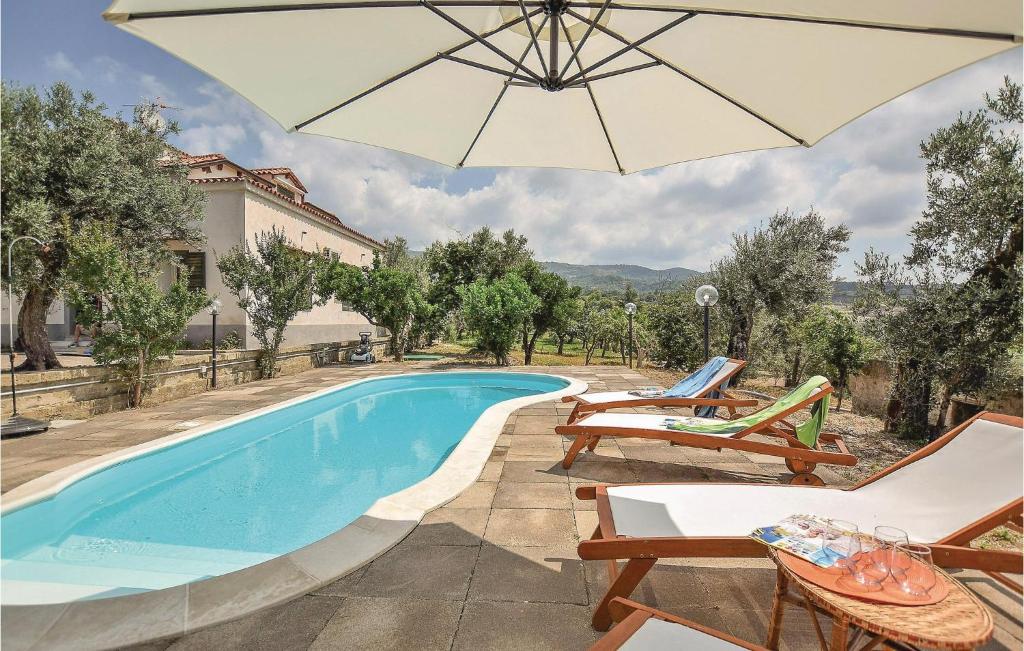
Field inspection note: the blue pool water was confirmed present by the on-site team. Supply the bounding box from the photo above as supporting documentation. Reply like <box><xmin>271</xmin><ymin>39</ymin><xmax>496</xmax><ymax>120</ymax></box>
<box><xmin>1</xmin><ymin>372</ymin><xmax>568</xmax><ymax>603</ymax></box>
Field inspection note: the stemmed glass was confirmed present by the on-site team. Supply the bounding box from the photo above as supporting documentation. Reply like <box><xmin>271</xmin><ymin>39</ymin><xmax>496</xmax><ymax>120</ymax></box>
<box><xmin>891</xmin><ymin>543</ymin><xmax>937</xmax><ymax>597</ymax></box>
<box><xmin>871</xmin><ymin>525</ymin><xmax>910</xmax><ymax>577</ymax></box>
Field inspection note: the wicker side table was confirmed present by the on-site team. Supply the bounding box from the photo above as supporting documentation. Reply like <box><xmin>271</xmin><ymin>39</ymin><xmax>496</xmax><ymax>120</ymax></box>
<box><xmin>765</xmin><ymin>550</ymin><xmax>994</xmax><ymax>650</ymax></box>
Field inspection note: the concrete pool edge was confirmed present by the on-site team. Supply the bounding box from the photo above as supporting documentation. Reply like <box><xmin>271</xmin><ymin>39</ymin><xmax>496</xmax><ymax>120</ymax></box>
<box><xmin>1</xmin><ymin>370</ymin><xmax>587</xmax><ymax>651</ymax></box>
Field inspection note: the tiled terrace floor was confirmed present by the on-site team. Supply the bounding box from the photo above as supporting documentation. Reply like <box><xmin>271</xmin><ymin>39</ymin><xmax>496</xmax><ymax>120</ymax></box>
<box><xmin>2</xmin><ymin>362</ymin><xmax>1021</xmax><ymax>650</ymax></box>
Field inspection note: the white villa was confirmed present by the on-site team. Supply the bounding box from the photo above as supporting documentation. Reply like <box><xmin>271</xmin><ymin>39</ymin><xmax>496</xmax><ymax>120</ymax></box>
<box><xmin>2</xmin><ymin>151</ymin><xmax>383</xmax><ymax>350</ymax></box>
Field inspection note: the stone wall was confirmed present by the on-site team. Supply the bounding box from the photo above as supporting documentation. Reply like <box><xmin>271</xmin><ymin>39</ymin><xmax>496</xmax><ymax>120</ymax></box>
<box><xmin>1</xmin><ymin>338</ymin><xmax>389</xmax><ymax>421</ymax></box>
<box><xmin>847</xmin><ymin>358</ymin><xmax>1022</xmax><ymax>424</ymax></box>
<box><xmin>847</xmin><ymin>359</ymin><xmax>893</xmax><ymax>417</ymax></box>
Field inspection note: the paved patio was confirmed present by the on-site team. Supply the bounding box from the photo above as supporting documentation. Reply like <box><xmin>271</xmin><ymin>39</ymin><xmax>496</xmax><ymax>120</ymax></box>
<box><xmin>1</xmin><ymin>362</ymin><xmax>1020</xmax><ymax>650</ymax></box>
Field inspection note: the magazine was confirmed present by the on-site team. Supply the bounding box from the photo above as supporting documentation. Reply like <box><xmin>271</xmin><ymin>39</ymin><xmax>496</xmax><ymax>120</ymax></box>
<box><xmin>750</xmin><ymin>514</ymin><xmax>865</xmax><ymax>568</ymax></box>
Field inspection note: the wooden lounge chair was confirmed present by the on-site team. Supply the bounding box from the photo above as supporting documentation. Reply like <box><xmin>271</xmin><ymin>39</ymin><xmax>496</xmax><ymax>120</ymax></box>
<box><xmin>558</xmin><ymin>376</ymin><xmax>854</xmax><ymax>485</ymax></box>
<box><xmin>576</xmin><ymin>412</ymin><xmax>1024</xmax><ymax>631</ymax></box>
<box><xmin>590</xmin><ymin>598</ymin><xmax>768</xmax><ymax>651</ymax></box>
<box><xmin>563</xmin><ymin>357</ymin><xmax>755</xmax><ymax>425</ymax></box>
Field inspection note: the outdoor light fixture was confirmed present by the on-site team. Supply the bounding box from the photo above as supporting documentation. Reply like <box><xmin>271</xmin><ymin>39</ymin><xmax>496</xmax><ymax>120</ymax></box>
<box><xmin>694</xmin><ymin>285</ymin><xmax>718</xmax><ymax>362</ymax></box>
<box><xmin>624</xmin><ymin>302</ymin><xmax>637</xmax><ymax>369</ymax></box>
<box><xmin>208</xmin><ymin>298</ymin><xmax>222</xmax><ymax>388</ymax></box>
<box><xmin>3</xmin><ymin>236</ymin><xmax>51</xmax><ymax>438</ymax></box>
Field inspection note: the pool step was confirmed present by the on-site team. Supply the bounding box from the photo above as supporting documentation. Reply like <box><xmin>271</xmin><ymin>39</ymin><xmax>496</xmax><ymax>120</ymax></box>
<box><xmin>2</xmin><ymin>535</ymin><xmax>276</xmax><ymax>604</ymax></box>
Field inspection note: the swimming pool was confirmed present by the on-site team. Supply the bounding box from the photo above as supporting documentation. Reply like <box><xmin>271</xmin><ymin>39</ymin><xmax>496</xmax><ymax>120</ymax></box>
<box><xmin>1</xmin><ymin>372</ymin><xmax>575</xmax><ymax>606</ymax></box>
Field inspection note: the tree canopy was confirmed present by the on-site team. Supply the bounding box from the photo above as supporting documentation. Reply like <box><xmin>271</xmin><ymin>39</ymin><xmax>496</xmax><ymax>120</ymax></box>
<box><xmin>1</xmin><ymin>82</ymin><xmax>205</xmax><ymax>369</ymax></box>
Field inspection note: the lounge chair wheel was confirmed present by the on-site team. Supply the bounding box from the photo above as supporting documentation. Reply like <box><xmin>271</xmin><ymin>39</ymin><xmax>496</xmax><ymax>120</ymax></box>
<box><xmin>785</xmin><ymin>458</ymin><xmax>817</xmax><ymax>474</ymax></box>
<box><xmin>789</xmin><ymin>472</ymin><xmax>825</xmax><ymax>486</ymax></box>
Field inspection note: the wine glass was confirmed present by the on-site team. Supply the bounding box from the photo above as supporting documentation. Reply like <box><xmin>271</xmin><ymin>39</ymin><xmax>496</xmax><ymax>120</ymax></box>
<box><xmin>871</xmin><ymin>525</ymin><xmax>910</xmax><ymax>577</ymax></box>
<box><xmin>820</xmin><ymin>519</ymin><xmax>858</xmax><ymax>567</ymax></box>
<box><xmin>891</xmin><ymin>543</ymin><xmax>937</xmax><ymax>597</ymax></box>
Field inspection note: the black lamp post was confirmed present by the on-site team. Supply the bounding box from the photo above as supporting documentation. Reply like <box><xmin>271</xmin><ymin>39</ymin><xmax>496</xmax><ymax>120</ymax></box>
<box><xmin>694</xmin><ymin>284</ymin><xmax>719</xmax><ymax>363</ymax></box>
<box><xmin>208</xmin><ymin>299</ymin><xmax>221</xmax><ymax>388</ymax></box>
<box><xmin>624</xmin><ymin>302</ymin><xmax>637</xmax><ymax>369</ymax></box>
<box><xmin>3</xmin><ymin>236</ymin><xmax>51</xmax><ymax>438</ymax></box>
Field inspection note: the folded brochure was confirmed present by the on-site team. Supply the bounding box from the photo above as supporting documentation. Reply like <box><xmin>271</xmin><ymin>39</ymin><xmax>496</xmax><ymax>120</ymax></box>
<box><xmin>750</xmin><ymin>514</ymin><xmax>868</xmax><ymax>568</ymax></box>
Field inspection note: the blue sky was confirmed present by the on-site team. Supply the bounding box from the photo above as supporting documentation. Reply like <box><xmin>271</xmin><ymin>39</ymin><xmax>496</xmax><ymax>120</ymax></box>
<box><xmin>3</xmin><ymin>1</ymin><xmax>1021</xmax><ymax>276</ymax></box>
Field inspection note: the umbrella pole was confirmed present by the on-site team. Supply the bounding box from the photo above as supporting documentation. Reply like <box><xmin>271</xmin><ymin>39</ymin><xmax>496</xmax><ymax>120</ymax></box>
<box><xmin>547</xmin><ymin>1</ymin><xmax>558</xmax><ymax>83</ymax></box>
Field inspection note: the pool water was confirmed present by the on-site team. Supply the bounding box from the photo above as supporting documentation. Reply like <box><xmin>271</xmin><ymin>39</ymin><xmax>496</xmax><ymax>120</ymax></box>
<box><xmin>1</xmin><ymin>372</ymin><xmax>568</xmax><ymax>604</ymax></box>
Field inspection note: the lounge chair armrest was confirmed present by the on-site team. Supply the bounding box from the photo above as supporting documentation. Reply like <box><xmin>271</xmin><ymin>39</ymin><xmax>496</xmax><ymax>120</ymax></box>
<box><xmin>575</xmin><ymin>485</ymin><xmax>598</xmax><ymax>500</ymax></box>
<box><xmin>562</xmin><ymin>395</ymin><xmax>579</xmax><ymax>403</ymax></box>
<box><xmin>929</xmin><ymin>544</ymin><xmax>1024</xmax><ymax>574</ymax></box>
<box><xmin>607</xmin><ymin>598</ymin><xmax>655</xmax><ymax>623</ymax></box>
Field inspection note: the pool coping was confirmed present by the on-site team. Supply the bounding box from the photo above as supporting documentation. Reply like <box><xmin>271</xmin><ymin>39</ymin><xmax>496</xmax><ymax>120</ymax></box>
<box><xmin>1</xmin><ymin>369</ymin><xmax>587</xmax><ymax>651</ymax></box>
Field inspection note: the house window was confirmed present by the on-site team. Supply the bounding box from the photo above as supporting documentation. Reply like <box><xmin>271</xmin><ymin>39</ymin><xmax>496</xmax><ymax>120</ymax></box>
<box><xmin>340</xmin><ymin>301</ymin><xmax>354</xmax><ymax>312</ymax></box>
<box><xmin>175</xmin><ymin>251</ymin><xmax>206</xmax><ymax>291</ymax></box>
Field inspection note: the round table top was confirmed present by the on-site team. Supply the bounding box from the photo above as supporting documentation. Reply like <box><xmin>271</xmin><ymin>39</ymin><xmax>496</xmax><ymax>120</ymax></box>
<box><xmin>771</xmin><ymin>550</ymin><xmax>994</xmax><ymax>650</ymax></box>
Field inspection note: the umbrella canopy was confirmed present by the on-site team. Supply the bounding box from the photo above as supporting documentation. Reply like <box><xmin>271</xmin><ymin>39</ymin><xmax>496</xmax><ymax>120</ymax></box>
<box><xmin>104</xmin><ymin>1</ymin><xmax>1021</xmax><ymax>174</ymax></box>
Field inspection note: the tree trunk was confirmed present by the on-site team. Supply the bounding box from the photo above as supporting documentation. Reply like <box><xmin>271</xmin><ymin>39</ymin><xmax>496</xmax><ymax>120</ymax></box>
<box><xmin>584</xmin><ymin>339</ymin><xmax>595</xmax><ymax>365</ymax></box>
<box><xmin>620</xmin><ymin>338</ymin><xmax>626</xmax><ymax>365</ymax></box>
<box><xmin>131</xmin><ymin>349</ymin><xmax>146</xmax><ymax>407</ymax></box>
<box><xmin>521</xmin><ymin>324</ymin><xmax>530</xmax><ymax>357</ymax></box>
<box><xmin>785</xmin><ymin>350</ymin><xmax>802</xmax><ymax>387</ymax></box>
<box><xmin>933</xmin><ymin>383</ymin><xmax>954</xmax><ymax>438</ymax></box>
<box><xmin>557</xmin><ymin>334</ymin><xmax>565</xmax><ymax>355</ymax></box>
<box><xmin>16</xmin><ymin>285</ymin><xmax>61</xmax><ymax>370</ymax></box>
<box><xmin>601</xmin><ymin>338</ymin><xmax>607</xmax><ymax>358</ymax></box>
<box><xmin>524</xmin><ymin>330</ymin><xmax>542</xmax><ymax>366</ymax></box>
<box><xmin>390</xmin><ymin>331</ymin><xmax>403</xmax><ymax>361</ymax></box>
<box><xmin>834</xmin><ymin>372</ymin><xmax>846</xmax><ymax>410</ymax></box>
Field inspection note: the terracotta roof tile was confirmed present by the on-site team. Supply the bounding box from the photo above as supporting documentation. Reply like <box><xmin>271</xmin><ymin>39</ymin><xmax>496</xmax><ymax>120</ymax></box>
<box><xmin>183</xmin><ymin>152</ymin><xmax>381</xmax><ymax>249</ymax></box>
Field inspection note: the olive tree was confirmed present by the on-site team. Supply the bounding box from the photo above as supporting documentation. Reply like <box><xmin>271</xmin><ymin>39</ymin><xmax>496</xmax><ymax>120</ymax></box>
<box><xmin>66</xmin><ymin>225</ymin><xmax>208</xmax><ymax>407</ymax></box>
<box><xmin>459</xmin><ymin>273</ymin><xmax>539</xmax><ymax>365</ymax></box>
<box><xmin>329</xmin><ymin>239</ymin><xmax>430</xmax><ymax>361</ymax></box>
<box><xmin>217</xmin><ymin>228</ymin><xmax>331</xmax><ymax>378</ymax></box>
<box><xmin>712</xmin><ymin>209</ymin><xmax>849</xmax><ymax>362</ymax></box>
<box><xmin>1</xmin><ymin>82</ymin><xmax>205</xmax><ymax>369</ymax></box>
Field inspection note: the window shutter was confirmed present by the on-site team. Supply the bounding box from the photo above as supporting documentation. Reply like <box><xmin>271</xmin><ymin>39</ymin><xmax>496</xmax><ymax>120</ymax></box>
<box><xmin>175</xmin><ymin>252</ymin><xmax>206</xmax><ymax>291</ymax></box>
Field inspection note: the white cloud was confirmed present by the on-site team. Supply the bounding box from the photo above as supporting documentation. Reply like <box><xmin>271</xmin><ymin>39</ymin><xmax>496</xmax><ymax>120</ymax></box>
<box><xmin>43</xmin><ymin>51</ymin><xmax>81</xmax><ymax>80</ymax></box>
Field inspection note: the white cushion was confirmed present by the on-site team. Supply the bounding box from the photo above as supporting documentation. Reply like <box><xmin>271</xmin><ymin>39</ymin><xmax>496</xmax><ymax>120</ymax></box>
<box><xmin>608</xmin><ymin>418</ymin><xmax>1022</xmax><ymax>543</ymax></box>
<box><xmin>577</xmin><ymin>363</ymin><xmax>740</xmax><ymax>405</ymax></box>
<box><xmin>620</xmin><ymin>618</ymin><xmax>744</xmax><ymax>651</ymax></box>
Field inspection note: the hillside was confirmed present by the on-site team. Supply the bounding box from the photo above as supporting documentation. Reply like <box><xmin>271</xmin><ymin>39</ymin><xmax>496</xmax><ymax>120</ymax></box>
<box><xmin>542</xmin><ymin>261</ymin><xmax>890</xmax><ymax>303</ymax></box>
<box><xmin>541</xmin><ymin>261</ymin><xmax>699</xmax><ymax>293</ymax></box>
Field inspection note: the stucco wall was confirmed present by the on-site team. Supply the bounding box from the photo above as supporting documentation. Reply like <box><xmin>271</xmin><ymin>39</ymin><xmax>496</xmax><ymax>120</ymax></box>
<box><xmin>241</xmin><ymin>188</ymin><xmax>377</xmax><ymax>350</ymax></box>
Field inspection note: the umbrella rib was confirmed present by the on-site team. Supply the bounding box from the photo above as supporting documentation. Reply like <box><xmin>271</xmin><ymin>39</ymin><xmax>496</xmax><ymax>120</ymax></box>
<box><xmin>438</xmin><ymin>53</ymin><xmax>540</xmax><ymax>85</ymax></box>
<box><xmin>294</xmin><ymin>8</ymin><xmax>541</xmax><ymax>130</ymax></box>
<box><xmin>458</xmin><ymin>36</ymin><xmax>541</xmax><ymax>167</ymax></box>
<box><xmin>517</xmin><ymin>0</ymin><xmax>547</xmax><ymax>74</ymax></box>
<box><xmin>569</xmin><ymin>4</ymin><xmax>1022</xmax><ymax>43</ymax></box>
<box><xmin>564</xmin><ymin>60</ymin><xmax>660</xmax><ymax>87</ymax></box>
<box><xmin>421</xmin><ymin>0</ymin><xmax>544</xmax><ymax>82</ymax></box>
<box><xmin>557</xmin><ymin>0</ymin><xmax>612</xmax><ymax>81</ymax></box>
<box><xmin>561</xmin><ymin>15</ymin><xmax>624</xmax><ymax>175</ymax></box>
<box><xmin>561</xmin><ymin>12</ymin><xmax>696</xmax><ymax>86</ymax></box>
<box><xmin>565</xmin><ymin>8</ymin><xmax>808</xmax><ymax>146</ymax></box>
<box><xmin>116</xmin><ymin>1</ymin><xmax>545</xmax><ymax>20</ymax></box>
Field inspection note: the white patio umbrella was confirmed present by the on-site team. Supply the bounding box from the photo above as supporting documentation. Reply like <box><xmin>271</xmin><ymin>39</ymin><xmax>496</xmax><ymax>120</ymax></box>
<box><xmin>104</xmin><ymin>1</ymin><xmax>1021</xmax><ymax>174</ymax></box>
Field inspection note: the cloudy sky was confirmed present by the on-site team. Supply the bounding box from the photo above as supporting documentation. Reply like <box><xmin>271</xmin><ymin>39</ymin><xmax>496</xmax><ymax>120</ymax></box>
<box><xmin>3</xmin><ymin>2</ymin><xmax>1021</xmax><ymax>277</ymax></box>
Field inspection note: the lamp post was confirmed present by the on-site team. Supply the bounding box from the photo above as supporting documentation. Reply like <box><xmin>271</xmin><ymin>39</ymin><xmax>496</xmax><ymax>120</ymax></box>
<box><xmin>4</xmin><ymin>236</ymin><xmax>51</xmax><ymax>437</ymax></box>
<box><xmin>624</xmin><ymin>302</ymin><xmax>637</xmax><ymax>369</ymax></box>
<box><xmin>208</xmin><ymin>299</ymin><xmax>221</xmax><ymax>388</ymax></box>
<box><xmin>694</xmin><ymin>285</ymin><xmax>719</xmax><ymax>363</ymax></box>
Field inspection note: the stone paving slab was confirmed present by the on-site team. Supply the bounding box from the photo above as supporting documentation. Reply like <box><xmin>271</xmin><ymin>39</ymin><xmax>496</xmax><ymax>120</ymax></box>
<box><xmin>3</xmin><ymin>362</ymin><xmax>1020</xmax><ymax>651</ymax></box>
